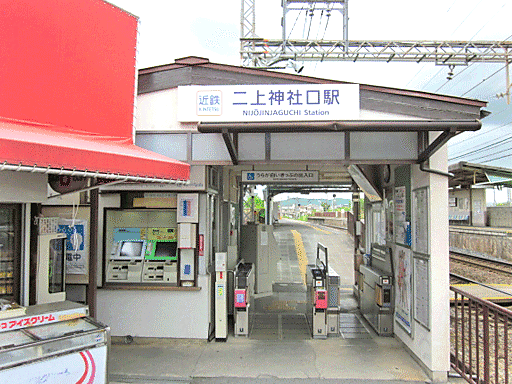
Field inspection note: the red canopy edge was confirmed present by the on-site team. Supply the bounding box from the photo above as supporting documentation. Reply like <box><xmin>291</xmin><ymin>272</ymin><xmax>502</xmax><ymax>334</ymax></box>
<box><xmin>0</xmin><ymin>120</ymin><xmax>190</xmax><ymax>182</ymax></box>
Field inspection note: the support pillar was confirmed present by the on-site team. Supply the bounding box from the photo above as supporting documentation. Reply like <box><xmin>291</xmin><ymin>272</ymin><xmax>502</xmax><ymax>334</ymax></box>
<box><xmin>87</xmin><ymin>187</ymin><xmax>98</xmax><ymax>318</ymax></box>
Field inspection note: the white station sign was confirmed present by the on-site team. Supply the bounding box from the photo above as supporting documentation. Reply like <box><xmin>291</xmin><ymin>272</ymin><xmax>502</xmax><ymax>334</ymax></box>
<box><xmin>177</xmin><ymin>84</ymin><xmax>359</xmax><ymax>122</ymax></box>
<box><xmin>242</xmin><ymin>171</ymin><xmax>319</xmax><ymax>183</ymax></box>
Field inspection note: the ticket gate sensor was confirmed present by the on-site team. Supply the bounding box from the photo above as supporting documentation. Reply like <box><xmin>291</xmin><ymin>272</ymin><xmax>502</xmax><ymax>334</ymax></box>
<box><xmin>359</xmin><ymin>264</ymin><xmax>394</xmax><ymax>336</ymax></box>
<box><xmin>215</xmin><ymin>252</ymin><xmax>228</xmax><ymax>341</ymax></box>
<box><xmin>307</xmin><ymin>265</ymin><xmax>327</xmax><ymax>339</ymax></box>
<box><xmin>234</xmin><ymin>262</ymin><xmax>254</xmax><ymax>337</ymax></box>
<box><xmin>306</xmin><ymin>243</ymin><xmax>340</xmax><ymax>339</ymax></box>
<box><xmin>327</xmin><ymin>267</ymin><xmax>340</xmax><ymax>336</ymax></box>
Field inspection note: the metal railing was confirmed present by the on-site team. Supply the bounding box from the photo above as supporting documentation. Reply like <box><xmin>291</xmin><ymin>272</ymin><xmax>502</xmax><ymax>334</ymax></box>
<box><xmin>451</xmin><ymin>286</ymin><xmax>512</xmax><ymax>384</ymax></box>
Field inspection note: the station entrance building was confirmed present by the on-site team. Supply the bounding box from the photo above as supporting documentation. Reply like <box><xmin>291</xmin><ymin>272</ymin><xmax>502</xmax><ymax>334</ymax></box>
<box><xmin>3</xmin><ymin>2</ymin><xmax>492</xmax><ymax>382</ymax></box>
<box><xmin>94</xmin><ymin>57</ymin><xmax>487</xmax><ymax>382</ymax></box>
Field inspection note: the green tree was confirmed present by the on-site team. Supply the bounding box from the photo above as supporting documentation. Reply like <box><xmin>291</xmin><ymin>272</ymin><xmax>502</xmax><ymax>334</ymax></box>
<box><xmin>244</xmin><ymin>195</ymin><xmax>265</xmax><ymax>211</ymax></box>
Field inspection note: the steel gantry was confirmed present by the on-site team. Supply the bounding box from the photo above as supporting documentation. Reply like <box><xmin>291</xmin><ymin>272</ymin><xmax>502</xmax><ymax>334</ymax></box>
<box><xmin>241</xmin><ymin>38</ymin><xmax>512</xmax><ymax>67</ymax></box>
<box><xmin>240</xmin><ymin>0</ymin><xmax>512</xmax><ymax>101</ymax></box>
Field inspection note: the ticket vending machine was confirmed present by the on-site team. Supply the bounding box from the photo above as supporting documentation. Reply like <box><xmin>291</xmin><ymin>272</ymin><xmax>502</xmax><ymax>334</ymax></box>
<box><xmin>215</xmin><ymin>252</ymin><xmax>228</xmax><ymax>340</ymax></box>
<box><xmin>36</xmin><ymin>232</ymin><xmax>67</xmax><ymax>304</ymax></box>
<box><xmin>143</xmin><ymin>228</ymin><xmax>178</xmax><ymax>284</ymax></box>
<box><xmin>106</xmin><ymin>237</ymin><xmax>146</xmax><ymax>283</ymax></box>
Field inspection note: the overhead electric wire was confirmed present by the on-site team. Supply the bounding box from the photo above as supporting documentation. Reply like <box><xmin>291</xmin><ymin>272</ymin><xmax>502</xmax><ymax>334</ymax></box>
<box><xmin>301</xmin><ymin>8</ymin><xmax>308</xmax><ymax>39</ymax></box>
<box><xmin>460</xmin><ymin>65</ymin><xmax>507</xmax><ymax>97</ymax></box>
<box><xmin>407</xmin><ymin>0</ymin><xmax>485</xmax><ymax>90</ymax></box>
<box><xmin>287</xmin><ymin>6</ymin><xmax>305</xmax><ymax>39</ymax></box>
<box><xmin>449</xmin><ymin>122</ymin><xmax>512</xmax><ymax>160</ymax></box>
<box><xmin>446</xmin><ymin>0</ymin><xmax>460</xmax><ymax>13</ymax></box>
<box><xmin>435</xmin><ymin>24</ymin><xmax>512</xmax><ymax>93</ymax></box>
<box><xmin>314</xmin><ymin>10</ymin><xmax>324</xmax><ymax>40</ymax></box>
<box><xmin>406</xmin><ymin>0</ymin><xmax>461</xmax><ymax>88</ymax></box>
<box><xmin>464</xmin><ymin>146</ymin><xmax>512</xmax><ymax>163</ymax></box>
<box><xmin>305</xmin><ymin>5</ymin><xmax>316</xmax><ymax>40</ymax></box>
<box><xmin>313</xmin><ymin>8</ymin><xmax>332</xmax><ymax>71</ymax></box>
<box><xmin>478</xmin><ymin>151</ymin><xmax>512</xmax><ymax>164</ymax></box>
<box><xmin>449</xmin><ymin>130</ymin><xmax>512</xmax><ymax>161</ymax></box>
<box><xmin>449</xmin><ymin>121</ymin><xmax>512</xmax><ymax>161</ymax></box>
<box><xmin>450</xmin><ymin>0</ymin><xmax>485</xmax><ymax>36</ymax></box>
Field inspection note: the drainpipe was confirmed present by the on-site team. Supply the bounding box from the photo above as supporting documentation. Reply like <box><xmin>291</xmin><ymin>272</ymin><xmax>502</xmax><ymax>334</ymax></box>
<box><xmin>419</xmin><ymin>161</ymin><xmax>454</xmax><ymax>178</ymax></box>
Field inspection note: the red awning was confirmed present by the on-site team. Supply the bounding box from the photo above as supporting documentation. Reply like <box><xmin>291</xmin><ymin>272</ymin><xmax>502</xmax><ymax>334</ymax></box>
<box><xmin>0</xmin><ymin>119</ymin><xmax>189</xmax><ymax>183</ymax></box>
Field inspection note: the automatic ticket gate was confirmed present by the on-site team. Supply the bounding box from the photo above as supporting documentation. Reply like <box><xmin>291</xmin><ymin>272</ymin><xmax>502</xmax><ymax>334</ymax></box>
<box><xmin>358</xmin><ymin>245</ymin><xmax>394</xmax><ymax>336</ymax></box>
<box><xmin>233</xmin><ymin>262</ymin><xmax>254</xmax><ymax>336</ymax></box>
<box><xmin>306</xmin><ymin>243</ymin><xmax>340</xmax><ymax>339</ymax></box>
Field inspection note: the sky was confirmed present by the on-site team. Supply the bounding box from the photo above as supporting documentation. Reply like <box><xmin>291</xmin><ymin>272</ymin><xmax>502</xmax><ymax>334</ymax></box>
<box><xmin>109</xmin><ymin>0</ymin><xmax>512</xmax><ymax>202</ymax></box>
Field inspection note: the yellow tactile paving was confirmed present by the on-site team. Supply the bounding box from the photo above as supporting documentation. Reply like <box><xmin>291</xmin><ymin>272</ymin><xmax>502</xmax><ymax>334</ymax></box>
<box><xmin>295</xmin><ymin>220</ymin><xmax>332</xmax><ymax>234</ymax></box>
<box><xmin>291</xmin><ymin>229</ymin><xmax>308</xmax><ymax>285</ymax></box>
<box><xmin>450</xmin><ymin>284</ymin><xmax>512</xmax><ymax>302</ymax></box>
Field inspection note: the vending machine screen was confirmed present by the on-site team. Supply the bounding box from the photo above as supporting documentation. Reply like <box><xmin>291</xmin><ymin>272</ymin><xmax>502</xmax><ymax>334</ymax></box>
<box><xmin>154</xmin><ymin>241</ymin><xmax>178</xmax><ymax>259</ymax></box>
<box><xmin>119</xmin><ymin>241</ymin><xmax>144</xmax><ymax>258</ymax></box>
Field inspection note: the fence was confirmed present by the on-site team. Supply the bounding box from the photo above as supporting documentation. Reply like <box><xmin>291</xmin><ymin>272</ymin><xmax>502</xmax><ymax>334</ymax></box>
<box><xmin>451</xmin><ymin>286</ymin><xmax>512</xmax><ymax>384</ymax></box>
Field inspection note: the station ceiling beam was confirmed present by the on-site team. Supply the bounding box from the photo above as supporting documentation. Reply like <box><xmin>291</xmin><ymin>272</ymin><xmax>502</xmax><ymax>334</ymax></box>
<box><xmin>199</xmin><ymin>120</ymin><xmax>481</xmax><ymax>165</ymax></box>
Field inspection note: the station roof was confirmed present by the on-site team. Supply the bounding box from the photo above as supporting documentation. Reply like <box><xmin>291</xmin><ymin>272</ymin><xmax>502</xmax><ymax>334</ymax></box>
<box><xmin>449</xmin><ymin>162</ymin><xmax>512</xmax><ymax>189</ymax></box>
<box><xmin>139</xmin><ymin>56</ymin><xmax>488</xmax><ymax>115</ymax></box>
<box><xmin>138</xmin><ymin>56</ymin><xmax>488</xmax><ymax>167</ymax></box>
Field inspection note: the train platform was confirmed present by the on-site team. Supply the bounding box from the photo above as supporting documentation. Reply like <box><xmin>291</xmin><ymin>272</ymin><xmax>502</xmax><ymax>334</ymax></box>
<box><xmin>108</xmin><ymin>219</ymin><xmax>463</xmax><ymax>384</ymax></box>
<box><xmin>450</xmin><ymin>283</ymin><xmax>512</xmax><ymax>304</ymax></box>
<box><xmin>450</xmin><ymin>225</ymin><xmax>512</xmax><ymax>235</ymax></box>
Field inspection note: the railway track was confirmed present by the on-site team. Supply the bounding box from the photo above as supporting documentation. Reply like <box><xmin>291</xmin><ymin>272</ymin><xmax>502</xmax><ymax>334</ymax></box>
<box><xmin>450</xmin><ymin>251</ymin><xmax>512</xmax><ymax>275</ymax></box>
<box><xmin>449</xmin><ymin>251</ymin><xmax>512</xmax><ymax>286</ymax></box>
<box><xmin>450</xmin><ymin>272</ymin><xmax>512</xmax><ymax>298</ymax></box>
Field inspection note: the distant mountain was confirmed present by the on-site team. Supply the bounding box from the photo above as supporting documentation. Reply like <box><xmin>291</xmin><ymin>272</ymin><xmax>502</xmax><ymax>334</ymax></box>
<box><xmin>277</xmin><ymin>198</ymin><xmax>351</xmax><ymax>207</ymax></box>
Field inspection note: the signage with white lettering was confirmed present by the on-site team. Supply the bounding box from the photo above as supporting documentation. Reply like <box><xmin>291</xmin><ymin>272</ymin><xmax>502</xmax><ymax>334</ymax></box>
<box><xmin>242</xmin><ymin>171</ymin><xmax>319</xmax><ymax>183</ymax></box>
<box><xmin>0</xmin><ymin>307</ymin><xmax>87</xmax><ymax>333</ymax></box>
<box><xmin>178</xmin><ymin>84</ymin><xmax>359</xmax><ymax>122</ymax></box>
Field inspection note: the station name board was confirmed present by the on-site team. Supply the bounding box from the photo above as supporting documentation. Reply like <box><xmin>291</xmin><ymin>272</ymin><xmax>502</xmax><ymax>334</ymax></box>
<box><xmin>177</xmin><ymin>84</ymin><xmax>359</xmax><ymax>122</ymax></box>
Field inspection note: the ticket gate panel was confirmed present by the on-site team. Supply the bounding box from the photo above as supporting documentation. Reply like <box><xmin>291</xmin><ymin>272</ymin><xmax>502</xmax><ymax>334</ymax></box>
<box><xmin>234</xmin><ymin>262</ymin><xmax>254</xmax><ymax>337</ymax></box>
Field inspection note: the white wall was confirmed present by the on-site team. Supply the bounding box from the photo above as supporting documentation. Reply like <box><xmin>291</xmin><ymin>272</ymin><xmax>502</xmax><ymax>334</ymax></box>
<box><xmin>137</xmin><ymin>88</ymin><xmax>195</xmax><ymax>131</ymax></box>
<box><xmin>0</xmin><ymin>171</ymin><xmax>47</xmax><ymax>202</ymax></box>
<box><xmin>393</xmin><ymin>133</ymin><xmax>450</xmax><ymax>382</ymax></box>
<box><xmin>96</xmin><ymin>275</ymin><xmax>211</xmax><ymax>338</ymax></box>
<box><xmin>471</xmin><ymin>188</ymin><xmax>486</xmax><ymax>226</ymax></box>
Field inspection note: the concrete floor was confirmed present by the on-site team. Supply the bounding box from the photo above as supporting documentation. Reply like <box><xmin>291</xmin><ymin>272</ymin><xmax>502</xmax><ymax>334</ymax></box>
<box><xmin>108</xmin><ymin>220</ymin><xmax>465</xmax><ymax>384</ymax></box>
<box><xmin>108</xmin><ymin>330</ymin><xmax>431</xmax><ymax>383</ymax></box>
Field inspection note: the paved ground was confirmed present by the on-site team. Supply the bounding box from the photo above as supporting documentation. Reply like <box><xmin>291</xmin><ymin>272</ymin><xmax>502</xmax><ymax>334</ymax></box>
<box><xmin>108</xmin><ymin>219</ymin><xmax>464</xmax><ymax>384</ymax></box>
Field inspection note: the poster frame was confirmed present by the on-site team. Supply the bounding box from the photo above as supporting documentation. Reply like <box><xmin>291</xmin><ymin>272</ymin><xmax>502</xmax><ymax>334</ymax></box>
<box><xmin>395</xmin><ymin>245</ymin><xmax>412</xmax><ymax>335</ymax></box>
<box><xmin>413</xmin><ymin>254</ymin><xmax>430</xmax><ymax>330</ymax></box>
<box><xmin>412</xmin><ymin>187</ymin><xmax>430</xmax><ymax>255</ymax></box>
